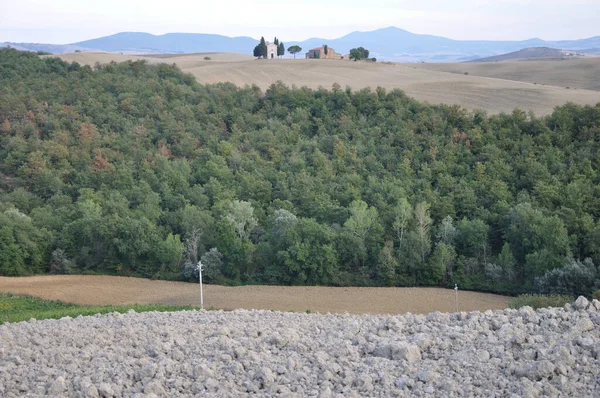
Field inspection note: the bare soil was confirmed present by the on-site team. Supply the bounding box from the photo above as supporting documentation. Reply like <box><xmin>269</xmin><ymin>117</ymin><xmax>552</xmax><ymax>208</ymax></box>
<box><xmin>50</xmin><ymin>52</ymin><xmax>600</xmax><ymax>115</ymax></box>
<box><xmin>0</xmin><ymin>275</ymin><xmax>510</xmax><ymax>315</ymax></box>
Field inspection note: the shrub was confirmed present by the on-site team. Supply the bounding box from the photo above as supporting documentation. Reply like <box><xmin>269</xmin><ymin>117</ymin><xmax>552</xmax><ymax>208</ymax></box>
<box><xmin>593</xmin><ymin>290</ymin><xmax>600</xmax><ymax>301</ymax></box>
<box><xmin>484</xmin><ymin>263</ymin><xmax>503</xmax><ymax>283</ymax></box>
<box><xmin>49</xmin><ymin>249</ymin><xmax>72</xmax><ymax>274</ymax></box>
<box><xmin>508</xmin><ymin>294</ymin><xmax>573</xmax><ymax>309</ymax></box>
<box><xmin>204</xmin><ymin>56</ymin><xmax>211</xmax><ymax>61</ymax></box>
<box><xmin>534</xmin><ymin>258</ymin><xmax>599</xmax><ymax>297</ymax></box>
<box><xmin>180</xmin><ymin>247</ymin><xmax>224</xmax><ymax>282</ymax></box>
<box><xmin>201</xmin><ymin>247</ymin><xmax>224</xmax><ymax>282</ymax></box>
<box><xmin>181</xmin><ymin>262</ymin><xmax>198</xmax><ymax>282</ymax></box>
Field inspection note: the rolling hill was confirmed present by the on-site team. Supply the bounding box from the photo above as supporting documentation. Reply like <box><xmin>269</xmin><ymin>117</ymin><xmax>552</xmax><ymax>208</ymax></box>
<box><xmin>5</xmin><ymin>27</ymin><xmax>600</xmax><ymax>61</ymax></box>
<box><xmin>469</xmin><ymin>47</ymin><xmax>586</xmax><ymax>62</ymax></box>
<box><xmin>51</xmin><ymin>52</ymin><xmax>600</xmax><ymax>115</ymax></box>
<box><xmin>413</xmin><ymin>57</ymin><xmax>600</xmax><ymax>91</ymax></box>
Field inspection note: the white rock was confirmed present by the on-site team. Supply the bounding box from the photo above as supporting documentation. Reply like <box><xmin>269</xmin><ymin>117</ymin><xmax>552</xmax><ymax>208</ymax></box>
<box><xmin>1</xmin><ymin>304</ymin><xmax>598</xmax><ymax>397</ymax></box>
<box><xmin>48</xmin><ymin>376</ymin><xmax>66</xmax><ymax>395</ymax></box>
<box><xmin>98</xmin><ymin>382</ymin><xmax>114</xmax><ymax>398</ymax></box>
<box><xmin>574</xmin><ymin>296</ymin><xmax>589</xmax><ymax>310</ymax></box>
<box><xmin>577</xmin><ymin>318</ymin><xmax>594</xmax><ymax>332</ymax></box>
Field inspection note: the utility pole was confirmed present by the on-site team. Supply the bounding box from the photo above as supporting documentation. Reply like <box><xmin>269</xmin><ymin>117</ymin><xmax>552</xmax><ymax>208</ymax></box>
<box><xmin>197</xmin><ymin>261</ymin><xmax>204</xmax><ymax>310</ymax></box>
<box><xmin>454</xmin><ymin>284</ymin><xmax>458</xmax><ymax>312</ymax></box>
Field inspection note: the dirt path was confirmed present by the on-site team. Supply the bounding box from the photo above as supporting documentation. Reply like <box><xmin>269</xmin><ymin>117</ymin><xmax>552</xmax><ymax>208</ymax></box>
<box><xmin>0</xmin><ymin>275</ymin><xmax>510</xmax><ymax>315</ymax></box>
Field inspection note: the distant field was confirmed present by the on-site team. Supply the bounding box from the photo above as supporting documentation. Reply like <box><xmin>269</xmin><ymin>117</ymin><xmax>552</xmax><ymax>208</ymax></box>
<box><xmin>414</xmin><ymin>58</ymin><xmax>600</xmax><ymax>91</ymax></box>
<box><xmin>51</xmin><ymin>52</ymin><xmax>600</xmax><ymax>115</ymax></box>
<box><xmin>0</xmin><ymin>275</ymin><xmax>511</xmax><ymax>315</ymax></box>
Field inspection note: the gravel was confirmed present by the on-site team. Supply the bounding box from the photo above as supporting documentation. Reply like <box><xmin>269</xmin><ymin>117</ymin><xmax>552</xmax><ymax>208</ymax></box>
<box><xmin>1</xmin><ymin>297</ymin><xmax>599</xmax><ymax>397</ymax></box>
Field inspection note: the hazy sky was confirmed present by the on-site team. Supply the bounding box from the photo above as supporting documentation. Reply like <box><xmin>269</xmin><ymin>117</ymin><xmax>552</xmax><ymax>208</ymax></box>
<box><xmin>1</xmin><ymin>0</ymin><xmax>599</xmax><ymax>44</ymax></box>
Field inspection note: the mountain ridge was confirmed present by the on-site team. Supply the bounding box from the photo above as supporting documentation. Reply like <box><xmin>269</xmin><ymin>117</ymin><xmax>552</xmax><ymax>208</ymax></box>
<box><xmin>2</xmin><ymin>27</ymin><xmax>599</xmax><ymax>62</ymax></box>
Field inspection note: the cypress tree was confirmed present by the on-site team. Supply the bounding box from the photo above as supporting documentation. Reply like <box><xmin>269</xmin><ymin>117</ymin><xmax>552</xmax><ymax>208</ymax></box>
<box><xmin>259</xmin><ymin>36</ymin><xmax>267</xmax><ymax>58</ymax></box>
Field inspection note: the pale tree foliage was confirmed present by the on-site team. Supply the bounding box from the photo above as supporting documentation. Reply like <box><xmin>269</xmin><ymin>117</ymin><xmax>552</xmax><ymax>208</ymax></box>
<box><xmin>201</xmin><ymin>247</ymin><xmax>224</xmax><ymax>281</ymax></box>
<box><xmin>226</xmin><ymin>200</ymin><xmax>258</xmax><ymax>240</ymax></box>
<box><xmin>485</xmin><ymin>263</ymin><xmax>503</xmax><ymax>283</ymax></box>
<box><xmin>4</xmin><ymin>208</ymin><xmax>31</xmax><ymax>221</ymax></box>
<box><xmin>437</xmin><ymin>215</ymin><xmax>457</xmax><ymax>245</ymax></box>
<box><xmin>431</xmin><ymin>242</ymin><xmax>457</xmax><ymax>282</ymax></box>
<box><xmin>273</xmin><ymin>209</ymin><xmax>297</xmax><ymax>235</ymax></box>
<box><xmin>49</xmin><ymin>249</ymin><xmax>72</xmax><ymax>274</ymax></box>
<box><xmin>415</xmin><ymin>202</ymin><xmax>432</xmax><ymax>264</ymax></box>
<box><xmin>377</xmin><ymin>240</ymin><xmax>398</xmax><ymax>285</ymax></box>
<box><xmin>392</xmin><ymin>198</ymin><xmax>412</xmax><ymax>247</ymax></box>
<box><xmin>160</xmin><ymin>233</ymin><xmax>184</xmax><ymax>272</ymax></box>
<box><xmin>184</xmin><ymin>228</ymin><xmax>202</xmax><ymax>265</ymax></box>
<box><xmin>344</xmin><ymin>199</ymin><xmax>378</xmax><ymax>242</ymax></box>
<box><xmin>181</xmin><ymin>246</ymin><xmax>223</xmax><ymax>282</ymax></box>
<box><xmin>497</xmin><ymin>243</ymin><xmax>516</xmax><ymax>281</ymax></box>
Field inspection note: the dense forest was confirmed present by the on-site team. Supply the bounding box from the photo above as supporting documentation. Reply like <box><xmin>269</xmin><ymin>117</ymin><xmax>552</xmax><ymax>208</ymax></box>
<box><xmin>1</xmin><ymin>48</ymin><xmax>599</xmax><ymax>296</ymax></box>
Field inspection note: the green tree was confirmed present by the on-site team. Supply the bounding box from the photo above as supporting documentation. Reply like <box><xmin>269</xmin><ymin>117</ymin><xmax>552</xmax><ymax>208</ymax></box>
<box><xmin>157</xmin><ymin>233</ymin><xmax>183</xmax><ymax>272</ymax></box>
<box><xmin>1</xmin><ymin>47</ymin><xmax>600</xmax><ymax>293</ymax></box>
<box><xmin>414</xmin><ymin>202</ymin><xmax>432</xmax><ymax>265</ymax></box>
<box><xmin>392</xmin><ymin>198</ymin><xmax>412</xmax><ymax>249</ymax></box>
<box><xmin>504</xmin><ymin>203</ymin><xmax>570</xmax><ymax>281</ymax></box>
<box><xmin>201</xmin><ymin>247</ymin><xmax>224</xmax><ymax>282</ymax></box>
<box><xmin>278</xmin><ymin>218</ymin><xmax>338</xmax><ymax>284</ymax></box>
<box><xmin>430</xmin><ymin>243</ymin><xmax>457</xmax><ymax>284</ymax></box>
<box><xmin>344</xmin><ymin>199</ymin><xmax>379</xmax><ymax>242</ymax></box>
<box><xmin>287</xmin><ymin>45</ymin><xmax>302</xmax><ymax>59</ymax></box>
<box><xmin>497</xmin><ymin>243</ymin><xmax>516</xmax><ymax>281</ymax></box>
<box><xmin>349</xmin><ymin>47</ymin><xmax>370</xmax><ymax>61</ymax></box>
<box><xmin>376</xmin><ymin>240</ymin><xmax>398</xmax><ymax>285</ymax></box>
<box><xmin>0</xmin><ymin>209</ymin><xmax>50</xmax><ymax>275</ymax></box>
<box><xmin>456</xmin><ymin>218</ymin><xmax>490</xmax><ymax>271</ymax></box>
<box><xmin>254</xmin><ymin>37</ymin><xmax>268</xmax><ymax>58</ymax></box>
<box><xmin>226</xmin><ymin>200</ymin><xmax>258</xmax><ymax>241</ymax></box>
<box><xmin>437</xmin><ymin>216</ymin><xmax>457</xmax><ymax>245</ymax></box>
<box><xmin>278</xmin><ymin>42</ymin><xmax>285</xmax><ymax>57</ymax></box>
<box><xmin>0</xmin><ymin>225</ymin><xmax>26</xmax><ymax>275</ymax></box>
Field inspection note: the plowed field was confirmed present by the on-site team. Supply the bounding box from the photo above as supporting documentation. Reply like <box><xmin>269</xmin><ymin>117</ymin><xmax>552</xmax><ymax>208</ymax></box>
<box><xmin>0</xmin><ymin>275</ymin><xmax>510</xmax><ymax>315</ymax></box>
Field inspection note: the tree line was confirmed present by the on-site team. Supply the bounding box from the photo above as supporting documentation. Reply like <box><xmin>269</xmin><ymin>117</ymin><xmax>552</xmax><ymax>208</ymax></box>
<box><xmin>0</xmin><ymin>48</ymin><xmax>599</xmax><ymax>297</ymax></box>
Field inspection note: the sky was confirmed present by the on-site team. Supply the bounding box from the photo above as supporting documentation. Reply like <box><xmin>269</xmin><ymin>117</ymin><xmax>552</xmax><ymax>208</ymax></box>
<box><xmin>1</xmin><ymin>0</ymin><xmax>599</xmax><ymax>44</ymax></box>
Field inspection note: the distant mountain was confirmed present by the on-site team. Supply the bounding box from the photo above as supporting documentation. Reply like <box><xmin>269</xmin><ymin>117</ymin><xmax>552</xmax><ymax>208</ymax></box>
<box><xmin>287</xmin><ymin>27</ymin><xmax>600</xmax><ymax>62</ymax></box>
<box><xmin>72</xmin><ymin>32</ymin><xmax>258</xmax><ymax>54</ymax></box>
<box><xmin>468</xmin><ymin>47</ymin><xmax>586</xmax><ymax>62</ymax></box>
<box><xmin>3</xmin><ymin>27</ymin><xmax>600</xmax><ymax>62</ymax></box>
<box><xmin>0</xmin><ymin>42</ymin><xmax>93</xmax><ymax>54</ymax></box>
<box><xmin>581</xmin><ymin>48</ymin><xmax>600</xmax><ymax>55</ymax></box>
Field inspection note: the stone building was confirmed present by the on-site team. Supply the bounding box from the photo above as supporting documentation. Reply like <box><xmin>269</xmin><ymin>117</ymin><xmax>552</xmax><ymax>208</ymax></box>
<box><xmin>266</xmin><ymin>42</ymin><xmax>278</xmax><ymax>59</ymax></box>
<box><xmin>305</xmin><ymin>46</ymin><xmax>343</xmax><ymax>59</ymax></box>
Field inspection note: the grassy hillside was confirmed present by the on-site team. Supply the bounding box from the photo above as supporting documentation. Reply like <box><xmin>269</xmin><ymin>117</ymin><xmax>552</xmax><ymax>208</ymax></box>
<box><xmin>0</xmin><ymin>48</ymin><xmax>599</xmax><ymax>297</ymax></box>
<box><xmin>52</xmin><ymin>52</ymin><xmax>600</xmax><ymax>115</ymax></box>
<box><xmin>414</xmin><ymin>58</ymin><xmax>600</xmax><ymax>91</ymax></box>
<box><xmin>469</xmin><ymin>47</ymin><xmax>585</xmax><ymax>62</ymax></box>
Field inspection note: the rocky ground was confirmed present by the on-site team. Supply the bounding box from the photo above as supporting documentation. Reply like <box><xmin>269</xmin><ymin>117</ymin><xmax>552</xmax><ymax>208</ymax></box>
<box><xmin>1</xmin><ymin>297</ymin><xmax>599</xmax><ymax>397</ymax></box>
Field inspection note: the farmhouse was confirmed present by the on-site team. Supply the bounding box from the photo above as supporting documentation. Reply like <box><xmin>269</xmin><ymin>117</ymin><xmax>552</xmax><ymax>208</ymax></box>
<box><xmin>305</xmin><ymin>46</ymin><xmax>343</xmax><ymax>60</ymax></box>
